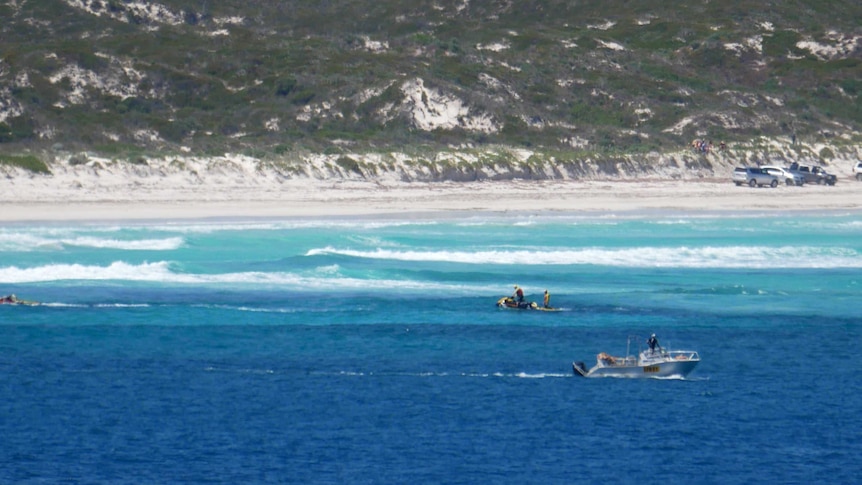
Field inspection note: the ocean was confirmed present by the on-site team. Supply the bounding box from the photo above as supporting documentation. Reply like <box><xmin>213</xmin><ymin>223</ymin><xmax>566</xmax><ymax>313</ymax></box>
<box><xmin>2</xmin><ymin>212</ymin><xmax>861</xmax><ymax>484</ymax></box>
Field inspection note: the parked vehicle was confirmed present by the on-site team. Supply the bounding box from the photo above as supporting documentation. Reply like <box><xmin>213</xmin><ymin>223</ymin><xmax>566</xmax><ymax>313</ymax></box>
<box><xmin>854</xmin><ymin>161</ymin><xmax>862</xmax><ymax>181</ymax></box>
<box><xmin>789</xmin><ymin>162</ymin><xmax>837</xmax><ymax>185</ymax></box>
<box><xmin>732</xmin><ymin>167</ymin><xmax>779</xmax><ymax>188</ymax></box>
<box><xmin>761</xmin><ymin>165</ymin><xmax>804</xmax><ymax>186</ymax></box>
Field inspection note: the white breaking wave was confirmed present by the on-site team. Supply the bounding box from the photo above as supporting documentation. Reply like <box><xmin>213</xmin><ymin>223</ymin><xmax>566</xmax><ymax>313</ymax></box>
<box><xmin>0</xmin><ymin>261</ymin><xmax>177</xmax><ymax>283</ymax></box>
<box><xmin>306</xmin><ymin>245</ymin><xmax>862</xmax><ymax>268</ymax></box>
<box><xmin>61</xmin><ymin>236</ymin><xmax>184</xmax><ymax>250</ymax></box>
<box><xmin>0</xmin><ymin>233</ymin><xmax>184</xmax><ymax>251</ymax></box>
<box><xmin>143</xmin><ymin>219</ymin><xmax>439</xmax><ymax>233</ymax></box>
<box><xmin>0</xmin><ymin>261</ymin><xmax>487</xmax><ymax>291</ymax></box>
<box><xmin>0</xmin><ymin>233</ymin><xmax>60</xmax><ymax>251</ymax></box>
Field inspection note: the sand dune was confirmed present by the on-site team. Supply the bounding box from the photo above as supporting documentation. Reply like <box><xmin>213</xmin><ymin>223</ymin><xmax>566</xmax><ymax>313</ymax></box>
<box><xmin>2</xmin><ymin>147</ymin><xmax>861</xmax><ymax>221</ymax></box>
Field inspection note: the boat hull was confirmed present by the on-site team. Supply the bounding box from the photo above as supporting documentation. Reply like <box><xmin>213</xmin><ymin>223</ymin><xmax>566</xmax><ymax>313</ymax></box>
<box><xmin>496</xmin><ymin>297</ymin><xmax>561</xmax><ymax>312</ymax></box>
<box><xmin>573</xmin><ymin>347</ymin><xmax>700</xmax><ymax>379</ymax></box>
<box><xmin>0</xmin><ymin>301</ymin><xmax>40</xmax><ymax>306</ymax></box>
<box><xmin>574</xmin><ymin>359</ymin><xmax>699</xmax><ymax>378</ymax></box>
<box><xmin>0</xmin><ymin>296</ymin><xmax>39</xmax><ymax>306</ymax></box>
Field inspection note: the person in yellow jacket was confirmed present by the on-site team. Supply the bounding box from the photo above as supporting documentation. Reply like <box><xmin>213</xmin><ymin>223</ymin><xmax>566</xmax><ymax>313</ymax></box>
<box><xmin>543</xmin><ymin>290</ymin><xmax>550</xmax><ymax>308</ymax></box>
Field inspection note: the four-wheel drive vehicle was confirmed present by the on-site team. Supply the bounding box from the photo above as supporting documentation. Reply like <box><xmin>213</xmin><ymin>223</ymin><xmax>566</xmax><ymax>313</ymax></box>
<box><xmin>789</xmin><ymin>162</ymin><xmax>837</xmax><ymax>185</ymax></box>
<box><xmin>761</xmin><ymin>165</ymin><xmax>804</xmax><ymax>186</ymax></box>
<box><xmin>854</xmin><ymin>161</ymin><xmax>862</xmax><ymax>181</ymax></box>
<box><xmin>732</xmin><ymin>167</ymin><xmax>779</xmax><ymax>188</ymax></box>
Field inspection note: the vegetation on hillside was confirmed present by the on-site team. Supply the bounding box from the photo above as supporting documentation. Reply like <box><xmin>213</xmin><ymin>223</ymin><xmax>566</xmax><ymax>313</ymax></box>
<box><xmin>0</xmin><ymin>154</ymin><xmax>51</xmax><ymax>174</ymax></box>
<box><xmin>1</xmin><ymin>0</ymin><xmax>860</xmax><ymax>159</ymax></box>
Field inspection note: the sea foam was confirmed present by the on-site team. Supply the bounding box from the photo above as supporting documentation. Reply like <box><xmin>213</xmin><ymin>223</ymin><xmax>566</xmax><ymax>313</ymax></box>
<box><xmin>0</xmin><ymin>260</ymin><xmax>489</xmax><ymax>291</ymax></box>
<box><xmin>305</xmin><ymin>245</ymin><xmax>862</xmax><ymax>268</ymax></box>
<box><xmin>0</xmin><ymin>232</ymin><xmax>183</xmax><ymax>251</ymax></box>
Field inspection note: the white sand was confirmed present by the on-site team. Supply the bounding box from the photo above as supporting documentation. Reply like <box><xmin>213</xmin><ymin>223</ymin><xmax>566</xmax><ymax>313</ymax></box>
<box><xmin>3</xmin><ymin>174</ymin><xmax>861</xmax><ymax>222</ymax></box>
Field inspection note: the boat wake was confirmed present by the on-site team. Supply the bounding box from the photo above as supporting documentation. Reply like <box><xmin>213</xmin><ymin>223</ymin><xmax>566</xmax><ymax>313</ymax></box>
<box><xmin>202</xmin><ymin>367</ymin><xmax>571</xmax><ymax>379</ymax></box>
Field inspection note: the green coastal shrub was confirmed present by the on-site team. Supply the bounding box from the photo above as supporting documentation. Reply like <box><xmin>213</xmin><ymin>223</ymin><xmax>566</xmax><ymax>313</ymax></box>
<box><xmin>3</xmin><ymin>0</ymin><xmax>862</xmax><ymax>154</ymax></box>
<box><xmin>0</xmin><ymin>154</ymin><xmax>51</xmax><ymax>174</ymax></box>
<box><xmin>335</xmin><ymin>156</ymin><xmax>362</xmax><ymax>175</ymax></box>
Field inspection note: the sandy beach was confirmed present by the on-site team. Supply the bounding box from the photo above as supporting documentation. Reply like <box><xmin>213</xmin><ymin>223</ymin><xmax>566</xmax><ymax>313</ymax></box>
<box><xmin>3</xmin><ymin>175</ymin><xmax>861</xmax><ymax>222</ymax></box>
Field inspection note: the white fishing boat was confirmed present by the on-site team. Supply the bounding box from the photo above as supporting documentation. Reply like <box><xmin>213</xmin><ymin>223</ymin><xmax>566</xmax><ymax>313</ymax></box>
<box><xmin>572</xmin><ymin>335</ymin><xmax>700</xmax><ymax>378</ymax></box>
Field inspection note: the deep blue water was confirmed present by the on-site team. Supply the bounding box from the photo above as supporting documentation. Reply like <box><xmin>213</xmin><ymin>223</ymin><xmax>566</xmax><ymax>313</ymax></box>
<box><xmin>2</xmin><ymin>213</ymin><xmax>861</xmax><ymax>483</ymax></box>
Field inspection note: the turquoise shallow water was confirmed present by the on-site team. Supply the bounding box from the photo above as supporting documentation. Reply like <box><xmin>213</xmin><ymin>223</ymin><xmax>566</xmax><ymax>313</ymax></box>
<box><xmin>2</xmin><ymin>212</ymin><xmax>861</xmax><ymax>483</ymax></box>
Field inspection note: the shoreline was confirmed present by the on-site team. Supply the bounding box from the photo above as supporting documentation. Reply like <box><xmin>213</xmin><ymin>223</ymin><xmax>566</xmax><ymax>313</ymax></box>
<box><xmin>2</xmin><ymin>179</ymin><xmax>861</xmax><ymax>222</ymax></box>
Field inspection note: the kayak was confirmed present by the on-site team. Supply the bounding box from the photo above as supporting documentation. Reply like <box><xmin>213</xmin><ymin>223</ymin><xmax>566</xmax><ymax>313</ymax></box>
<box><xmin>496</xmin><ymin>296</ymin><xmax>561</xmax><ymax>312</ymax></box>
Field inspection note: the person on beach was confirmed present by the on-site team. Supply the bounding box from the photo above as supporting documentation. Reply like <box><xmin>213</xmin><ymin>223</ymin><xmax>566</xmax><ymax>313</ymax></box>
<box><xmin>647</xmin><ymin>334</ymin><xmax>661</xmax><ymax>353</ymax></box>
<box><xmin>513</xmin><ymin>285</ymin><xmax>524</xmax><ymax>303</ymax></box>
<box><xmin>543</xmin><ymin>290</ymin><xmax>550</xmax><ymax>308</ymax></box>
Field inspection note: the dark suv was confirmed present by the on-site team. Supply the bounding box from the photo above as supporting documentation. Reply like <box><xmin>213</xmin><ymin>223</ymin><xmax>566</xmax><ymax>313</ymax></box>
<box><xmin>732</xmin><ymin>167</ymin><xmax>779</xmax><ymax>188</ymax></box>
<box><xmin>789</xmin><ymin>162</ymin><xmax>837</xmax><ymax>185</ymax></box>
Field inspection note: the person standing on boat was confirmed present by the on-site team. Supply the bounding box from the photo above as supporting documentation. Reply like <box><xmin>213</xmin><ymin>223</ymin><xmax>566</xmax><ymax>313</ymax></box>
<box><xmin>543</xmin><ymin>290</ymin><xmax>550</xmax><ymax>308</ymax></box>
<box><xmin>647</xmin><ymin>334</ymin><xmax>661</xmax><ymax>353</ymax></box>
<box><xmin>513</xmin><ymin>285</ymin><xmax>525</xmax><ymax>303</ymax></box>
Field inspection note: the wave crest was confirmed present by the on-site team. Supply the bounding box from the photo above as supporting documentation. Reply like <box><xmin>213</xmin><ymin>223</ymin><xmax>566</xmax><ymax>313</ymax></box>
<box><xmin>306</xmin><ymin>245</ymin><xmax>862</xmax><ymax>268</ymax></box>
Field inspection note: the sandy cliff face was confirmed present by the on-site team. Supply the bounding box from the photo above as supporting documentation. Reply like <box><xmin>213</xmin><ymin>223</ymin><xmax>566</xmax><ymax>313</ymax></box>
<box><xmin>3</xmin><ymin>138</ymin><xmax>859</xmax><ymax>190</ymax></box>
